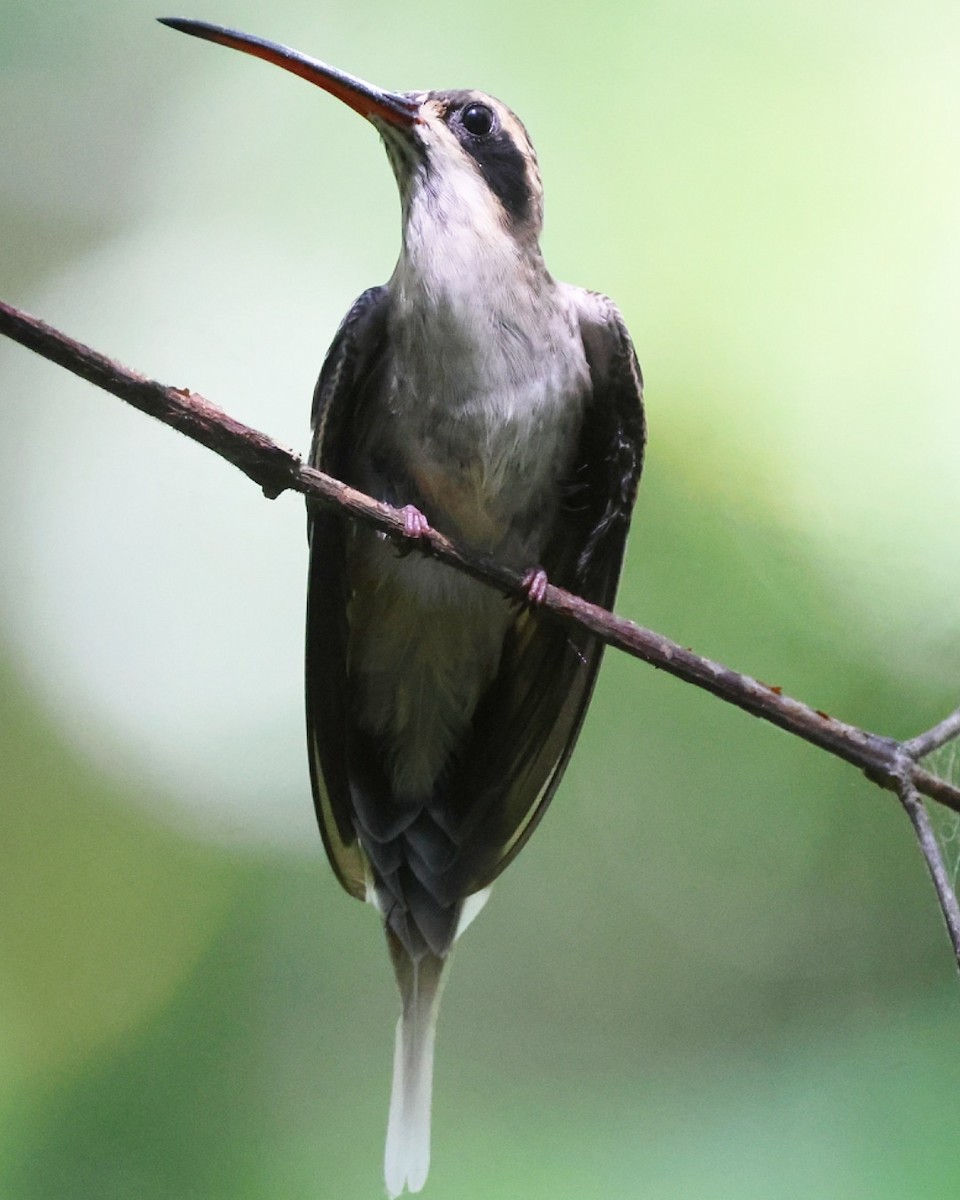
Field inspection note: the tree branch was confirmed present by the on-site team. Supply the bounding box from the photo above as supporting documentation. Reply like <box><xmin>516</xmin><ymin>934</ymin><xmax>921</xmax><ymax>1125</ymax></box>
<box><xmin>897</xmin><ymin>779</ymin><xmax>960</xmax><ymax>971</ymax></box>
<box><xmin>2</xmin><ymin>296</ymin><xmax>958</xmax><ymax>829</ymax></box>
<box><xmin>5</xmin><ymin>295</ymin><xmax>960</xmax><ymax>961</ymax></box>
<box><xmin>905</xmin><ymin>706</ymin><xmax>960</xmax><ymax>761</ymax></box>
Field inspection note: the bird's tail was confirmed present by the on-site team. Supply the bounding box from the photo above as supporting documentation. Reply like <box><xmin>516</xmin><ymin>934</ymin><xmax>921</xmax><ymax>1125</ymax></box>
<box><xmin>383</xmin><ymin>932</ymin><xmax>449</xmax><ymax>1198</ymax></box>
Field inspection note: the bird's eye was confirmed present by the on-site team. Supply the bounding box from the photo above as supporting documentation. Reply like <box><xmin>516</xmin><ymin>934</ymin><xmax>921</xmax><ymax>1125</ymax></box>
<box><xmin>461</xmin><ymin>103</ymin><xmax>494</xmax><ymax>137</ymax></box>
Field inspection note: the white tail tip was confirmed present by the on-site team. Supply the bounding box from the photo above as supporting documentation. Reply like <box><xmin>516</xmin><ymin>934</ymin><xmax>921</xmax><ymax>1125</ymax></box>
<box><xmin>383</xmin><ymin>954</ymin><xmax>446</xmax><ymax>1197</ymax></box>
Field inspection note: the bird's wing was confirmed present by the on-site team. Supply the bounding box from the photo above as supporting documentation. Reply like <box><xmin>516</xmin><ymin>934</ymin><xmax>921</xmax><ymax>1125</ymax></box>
<box><xmin>435</xmin><ymin>290</ymin><xmax>646</xmax><ymax>898</ymax></box>
<box><xmin>305</xmin><ymin>285</ymin><xmax>390</xmax><ymax>900</ymax></box>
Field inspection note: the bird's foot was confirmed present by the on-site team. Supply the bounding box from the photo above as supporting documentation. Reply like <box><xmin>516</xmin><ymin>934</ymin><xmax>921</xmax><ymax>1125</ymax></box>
<box><xmin>394</xmin><ymin>504</ymin><xmax>431</xmax><ymax>556</ymax></box>
<box><xmin>401</xmin><ymin>504</ymin><xmax>431</xmax><ymax>539</ymax></box>
<box><xmin>518</xmin><ymin>566</ymin><xmax>549</xmax><ymax>607</ymax></box>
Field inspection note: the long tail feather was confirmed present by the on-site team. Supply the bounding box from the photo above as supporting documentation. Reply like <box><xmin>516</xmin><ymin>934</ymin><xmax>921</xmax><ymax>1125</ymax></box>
<box><xmin>384</xmin><ymin>936</ymin><xmax>448</xmax><ymax>1198</ymax></box>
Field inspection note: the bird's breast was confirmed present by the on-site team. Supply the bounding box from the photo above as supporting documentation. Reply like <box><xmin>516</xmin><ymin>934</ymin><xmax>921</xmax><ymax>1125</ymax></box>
<box><xmin>383</xmin><ymin>293</ymin><xmax>590</xmax><ymax>559</ymax></box>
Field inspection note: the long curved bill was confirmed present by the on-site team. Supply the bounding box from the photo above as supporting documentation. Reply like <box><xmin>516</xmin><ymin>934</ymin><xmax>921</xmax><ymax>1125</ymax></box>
<box><xmin>158</xmin><ymin>18</ymin><xmax>420</xmax><ymax>128</ymax></box>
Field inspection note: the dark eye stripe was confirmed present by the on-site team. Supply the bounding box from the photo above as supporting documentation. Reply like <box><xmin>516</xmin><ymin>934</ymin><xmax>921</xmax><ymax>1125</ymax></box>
<box><xmin>434</xmin><ymin>91</ymin><xmax>535</xmax><ymax>227</ymax></box>
<box><xmin>467</xmin><ymin>133</ymin><xmax>532</xmax><ymax>225</ymax></box>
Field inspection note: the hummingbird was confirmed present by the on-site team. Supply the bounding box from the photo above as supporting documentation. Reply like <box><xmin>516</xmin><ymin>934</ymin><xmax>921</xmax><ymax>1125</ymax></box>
<box><xmin>160</xmin><ymin>18</ymin><xmax>645</xmax><ymax>1196</ymax></box>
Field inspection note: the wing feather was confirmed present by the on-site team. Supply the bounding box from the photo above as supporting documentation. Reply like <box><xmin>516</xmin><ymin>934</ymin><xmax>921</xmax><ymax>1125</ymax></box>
<box><xmin>305</xmin><ymin>286</ymin><xmax>390</xmax><ymax>900</ymax></box>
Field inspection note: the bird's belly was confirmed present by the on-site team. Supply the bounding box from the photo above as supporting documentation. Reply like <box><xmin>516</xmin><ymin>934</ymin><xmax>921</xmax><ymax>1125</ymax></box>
<box><xmin>393</xmin><ymin>370</ymin><xmax>585</xmax><ymax>560</ymax></box>
<box><xmin>408</xmin><ymin>458</ymin><xmax>516</xmax><ymax>551</ymax></box>
<box><xmin>346</xmin><ymin>533</ymin><xmax>512</xmax><ymax>800</ymax></box>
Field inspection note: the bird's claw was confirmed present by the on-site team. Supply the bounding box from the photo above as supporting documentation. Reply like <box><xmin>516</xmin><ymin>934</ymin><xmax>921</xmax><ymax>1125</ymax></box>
<box><xmin>519</xmin><ymin>566</ymin><xmax>549</xmax><ymax>607</ymax></box>
<box><xmin>394</xmin><ymin>504</ymin><xmax>431</xmax><ymax>555</ymax></box>
<box><xmin>402</xmin><ymin>505</ymin><xmax>430</xmax><ymax>538</ymax></box>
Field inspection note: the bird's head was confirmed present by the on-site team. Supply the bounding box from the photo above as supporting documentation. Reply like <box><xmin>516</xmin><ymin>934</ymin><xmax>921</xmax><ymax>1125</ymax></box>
<box><xmin>158</xmin><ymin>20</ymin><xmax>545</xmax><ymax>246</ymax></box>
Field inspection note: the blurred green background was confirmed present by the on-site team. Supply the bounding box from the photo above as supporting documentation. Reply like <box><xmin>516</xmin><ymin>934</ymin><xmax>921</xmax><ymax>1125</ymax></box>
<box><xmin>1</xmin><ymin>1</ymin><xmax>959</xmax><ymax>1197</ymax></box>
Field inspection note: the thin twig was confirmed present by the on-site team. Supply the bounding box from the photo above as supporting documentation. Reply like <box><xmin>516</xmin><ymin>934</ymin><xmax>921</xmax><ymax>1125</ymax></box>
<box><xmin>897</xmin><ymin>776</ymin><xmax>960</xmax><ymax>971</ymax></box>
<box><xmin>2</xmin><ymin>296</ymin><xmax>960</xmax><ymax>822</ymax></box>
<box><xmin>905</xmin><ymin>706</ymin><xmax>960</xmax><ymax>761</ymax></box>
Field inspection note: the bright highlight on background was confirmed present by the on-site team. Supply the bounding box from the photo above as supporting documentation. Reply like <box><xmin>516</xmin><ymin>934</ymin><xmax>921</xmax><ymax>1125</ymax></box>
<box><xmin>0</xmin><ymin>2</ymin><xmax>958</xmax><ymax>1198</ymax></box>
